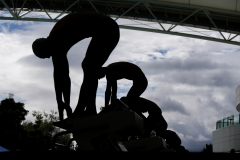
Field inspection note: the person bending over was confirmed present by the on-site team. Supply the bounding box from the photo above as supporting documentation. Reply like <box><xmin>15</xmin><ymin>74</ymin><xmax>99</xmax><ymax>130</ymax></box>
<box><xmin>121</xmin><ymin>97</ymin><xmax>187</xmax><ymax>152</ymax></box>
<box><xmin>32</xmin><ymin>12</ymin><xmax>120</xmax><ymax>120</ymax></box>
<box><xmin>121</xmin><ymin>97</ymin><xmax>168</xmax><ymax>138</ymax></box>
<box><xmin>98</xmin><ymin>62</ymin><xmax>148</xmax><ymax>108</ymax></box>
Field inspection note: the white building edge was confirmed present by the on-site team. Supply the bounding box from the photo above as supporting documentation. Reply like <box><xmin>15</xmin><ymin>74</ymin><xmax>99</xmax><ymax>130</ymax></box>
<box><xmin>212</xmin><ymin>85</ymin><xmax>240</xmax><ymax>152</ymax></box>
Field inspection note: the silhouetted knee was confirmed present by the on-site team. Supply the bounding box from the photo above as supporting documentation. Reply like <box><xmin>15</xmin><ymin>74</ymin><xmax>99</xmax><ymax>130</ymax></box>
<box><xmin>130</xmin><ymin>77</ymin><xmax>148</xmax><ymax>97</ymax></box>
<box><xmin>82</xmin><ymin>58</ymin><xmax>95</xmax><ymax>71</ymax></box>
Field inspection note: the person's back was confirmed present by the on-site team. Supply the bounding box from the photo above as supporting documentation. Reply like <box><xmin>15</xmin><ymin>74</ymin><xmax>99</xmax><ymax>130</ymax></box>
<box><xmin>103</xmin><ymin>62</ymin><xmax>148</xmax><ymax>107</ymax></box>
<box><xmin>135</xmin><ymin>97</ymin><xmax>162</xmax><ymax>114</ymax></box>
<box><xmin>46</xmin><ymin>12</ymin><xmax>117</xmax><ymax>55</ymax></box>
<box><xmin>106</xmin><ymin>62</ymin><xmax>146</xmax><ymax>81</ymax></box>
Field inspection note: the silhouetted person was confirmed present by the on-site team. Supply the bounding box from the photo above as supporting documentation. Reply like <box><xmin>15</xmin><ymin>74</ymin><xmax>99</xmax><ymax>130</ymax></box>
<box><xmin>98</xmin><ymin>62</ymin><xmax>148</xmax><ymax>108</ymax></box>
<box><xmin>121</xmin><ymin>97</ymin><xmax>167</xmax><ymax>138</ymax></box>
<box><xmin>32</xmin><ymin>12</ymin><xmax>120</xmax><ymax>120</ymax></box>
<box><xmin>120</xmin><ymin>97</ymin><xmax>187</xmax><ymax>152</ymax></box>
<box><xmin>162</xmin><ymin>130</ymin><xmax>183</xmax><ymax>152</ymax></box>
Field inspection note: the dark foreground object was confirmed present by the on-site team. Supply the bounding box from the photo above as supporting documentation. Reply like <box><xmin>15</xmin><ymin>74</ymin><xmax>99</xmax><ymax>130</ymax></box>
<box><xmin>52</xmin><ymin>99</ymin><xmax>187</xmax><ymax>152</ymax></box>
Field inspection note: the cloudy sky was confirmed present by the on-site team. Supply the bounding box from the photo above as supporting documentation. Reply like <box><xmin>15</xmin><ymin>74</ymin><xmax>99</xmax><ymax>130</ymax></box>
<box><xmin>1</xmin><ymin>11</ymin><xmax>240</xmax><ymax>152</ymax></box>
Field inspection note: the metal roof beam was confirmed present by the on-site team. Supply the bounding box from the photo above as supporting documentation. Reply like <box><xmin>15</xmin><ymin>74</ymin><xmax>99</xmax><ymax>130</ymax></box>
<box><xmin>54</xmin><ymin>0</ymin><xmax>81</xmax><ymax>20</ymax></box>
<box><xmin>19</xmin><ymin>10</ymin><xmax>31</xmax><ymax>18</ymax></box>
<box><xmin>119</xmin><ymin>25</ymin><xmax>240</xmax><ymax>46</ymax></box>
<box><xmin>167</xmin><ymin>8</ymin><xmax>201</xmax><ymax>31</ymax></box>
<box><xmin>17</xmin><ymin>0</ymin><xmax>27</xmax><ymax>17</ymax></box>
<box><xmin>128</xmin><ymin>0</ymin><xmax>240</xmax><ymax>16</ymax></box>
<box><xmin>143</xmin><ymin>2</ymin><xmax>165</xmax><ymax>31</ymax></box>
<box><xmin>229</xmin><ymin>34</ymin><xmax>239</xmax><ymax>41</ymax></box>
<box><xmin>203</xmin><ymin>9</ymin><xmax>226</xmax><ymax>40</ymax></box>
<box><xmin>36</xmin><ymin>0</ymin><xmax>52</xmax><ymax>19</ymax></box>
<box><xmin>0</xmin><ymin>15</ymin><xmax>239</xmax><ymax>46</ymax></box>
<box><xmin>87</xmin><ymin>0</ymin><xmax>99</xmax><ymax>13</ymax></box>
<box><xmin>0</xmin><ymin>0</ymin><xmax>17</xmax><ymax>19</ymax></box>
<box><xmin>115</xmin><ymin>1</ymin><xmax>141</xmax><ymax>21</ymax></box>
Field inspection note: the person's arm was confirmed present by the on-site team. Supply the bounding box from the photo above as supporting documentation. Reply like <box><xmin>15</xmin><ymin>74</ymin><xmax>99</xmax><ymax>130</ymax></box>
<box><xmin>52</xmin><ymin>56</ymin><xmax>71</xmax><ymax>109</ymax></box>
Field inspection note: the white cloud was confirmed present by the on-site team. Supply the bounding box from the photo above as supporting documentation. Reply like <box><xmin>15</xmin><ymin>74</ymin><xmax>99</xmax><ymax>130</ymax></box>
<box><xmin>197</xmin><ymin>134</ymin><xmax>211</xmax><ymax>141</ymax></box>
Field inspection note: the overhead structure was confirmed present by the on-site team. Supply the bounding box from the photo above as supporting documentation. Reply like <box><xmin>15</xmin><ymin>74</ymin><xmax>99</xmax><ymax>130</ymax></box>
<box><xmin>0</xmin><ymin>0</ymin><xmax>240</xmax><ymax>45</ymax></box>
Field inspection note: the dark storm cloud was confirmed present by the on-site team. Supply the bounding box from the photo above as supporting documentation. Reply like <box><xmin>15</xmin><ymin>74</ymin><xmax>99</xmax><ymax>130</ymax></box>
<box><xmin>199</xmin><ymin>89</ymin><xmax>236</xmax><ymax>118</ymax></box>
<box><xmin>139</xmin><ymin>57</ymin><xmax>228</xmax><ymax>73</ymax></box>
<box><xmin>144</xmin><ymin>93</ymin><xmax>190</xmax><ymax>116</ymax></box>
<box><xmin>159</xmin><ymin>97</ymin><xmax>190</xmax><ymax>116</ymax></box>
<box><xmin>168</xmin><ymin>69</ymin><xmax>237</xmax><ymax>88</ymax></box>
<box><xmin>168</xmin><ymin>120</ymin><xmax>212</xmax><ymax>152</ymax></box>
<box><xmin>139</xmin><ymin>57</ymin><xmax>239</xmax><ymax>88</ymax></box>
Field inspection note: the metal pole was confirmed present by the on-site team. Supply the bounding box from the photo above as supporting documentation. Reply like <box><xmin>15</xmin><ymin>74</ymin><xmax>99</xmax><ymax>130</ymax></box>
<box><xmin>168</xmin><ymin>8</ymin><xmax>201</xmax><ymax>31</ymax></box>
<box><xmin>229</xmin><ymin>34</ymin><xmax>238</xmax><ymax>41</ymax></box>
<box><xmin>17</xmin><ymin>0</ymin><xmax>27</xmax><ymax>16</ymax></box>
<box><xmin>36</xmin><ymin>0</ymin><xmax>52</xmax><ymax>19</ymax></box>
<box><xmin>87</xmin><ymin>0</ymin><xmax>99</xmax><ymax>13</ymax></box>
<box><xmin>54</xmin><ymin>0</ymin><xmax>81</xmax><ymax>20</ymax></box>
<box><xmin>0</xmin><ymin>0</ymin><xmax>17</xmax><ymax>19</ymax></box>
<box><xmin>143</xmin><ymin>2</ymin><xmax>165</xmax><ymax>31</ymax></box>
<box><xmin>115</xmin><ymin>1</ymin><xmax>142</xmax><ymax>21</ymax></box>
<box><xmin>119</xmin><ymin>25</ymin><xmax>240</xmax><ymax>46</ymax></box>
<box><xmin>203</xmin><ymin>9</ymin><xmax>226</xmax><ymax>40</ymax></box>
<box><xmin>19</xmin><ymin>10</ymin><xmax>31</xmax><ymax>17</ymax></box>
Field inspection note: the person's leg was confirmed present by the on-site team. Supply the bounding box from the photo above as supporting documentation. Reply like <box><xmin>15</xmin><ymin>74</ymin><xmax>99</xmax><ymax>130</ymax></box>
<box><xmin>73</xmin><ymin>67</ymin><xmax>98</xmax><ymax>116</ymax></box>
<box><xmin>74</xmin><ymin>20</ymin><xmax>120</xmax><ymax>117</ymax></box>
<box><xmin>125</xmin><ymin>78</ymin><xmax>148</xmax><ymax>109</ymax></box>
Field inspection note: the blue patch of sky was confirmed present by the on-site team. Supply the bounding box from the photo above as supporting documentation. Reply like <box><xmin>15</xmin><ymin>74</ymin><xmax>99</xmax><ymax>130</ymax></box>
<box><xmin>127</xmin><ymin>60</ymin><xmax>135</xmax><ymax>63</ymax></box>
<box><xmin>148</xmin><ymin>54</ymin><xmax>157</xmax><ymax>60</ymax></box>
<box><xmin>155</xmin><ymin>49</ymin><xmax>168</xmax><ymax>55</ymax></box>
<box><xmin>126</xmin><ymin>60</ymin><xmax>142</xmax><ymax>66</ymax></box>
<box><xmin>117</xmin><ymin>88</ymin><xmax>129</xmax><ymax>95</ymax></box>
<box><xmin>15</xmin><ymin>97</ymin><xmax>27</xmax><ymax>103</ymax></box>
<box><xmin>151</xmin><ymin>87</ymin><xmax>156</xmax><ymax>91</ymax></box>
<box><xmin>0</xmin><ymin>22</ymin><xmax>29</xmax><ymax>32</ymax></box>
<box><xmin>0</xmin><ymin>92</ymin><xmax>9</xmax><ymax>101</ymax></box>
<box><xmin>97</xmin><ymin>89</ymin><xmax>106</xmax><ymax>94</ymax></box>
<box><xmin>0</xmin><ymin>92</ymin><xmax>27</xmax><ymax>103</ymax></box>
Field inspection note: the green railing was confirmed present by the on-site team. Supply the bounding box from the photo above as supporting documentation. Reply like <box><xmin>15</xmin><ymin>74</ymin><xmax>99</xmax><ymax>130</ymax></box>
<box><xmin>216</xmin><ymin>114</ymin><xmax>240</xmax><ymax>129</ymax></box>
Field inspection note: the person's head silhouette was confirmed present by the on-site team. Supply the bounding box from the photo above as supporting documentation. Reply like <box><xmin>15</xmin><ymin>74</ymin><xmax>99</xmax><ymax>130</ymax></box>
<box><xmin>32</xmin><ymin>38</ymin><xmax>51</xmax><ymax>59</ymax></box>
<box><xmin>97</xmin><ymin>67</ymin><xmax>107</xmax><ymax>80</ymax></box>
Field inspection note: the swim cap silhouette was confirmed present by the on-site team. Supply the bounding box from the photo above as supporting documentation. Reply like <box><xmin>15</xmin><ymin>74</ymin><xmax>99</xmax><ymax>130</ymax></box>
<box><xmin>32</xmin><ymin>38</ymin><xmax>47</xmax><ymax>58</ymax></box>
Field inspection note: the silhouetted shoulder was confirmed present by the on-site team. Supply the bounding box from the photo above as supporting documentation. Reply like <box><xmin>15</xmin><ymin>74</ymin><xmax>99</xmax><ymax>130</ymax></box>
<box><xmin>49</xmin><ymin>12</ymin><xmax>113</xmax><ymax>37</ymax></box>
<box><xmin>106</xmin><ymin>62</ymin><xmax>143</xmax><ymax>74</ymax></box>
<box><xmin>106</xmin><ymin>62</ymin><xmax>145</xmax><ymax>80</ymax></box>
<box><xmin>137</xmin><ymin>97</ymin><xmax>162</xmax><ymax>114</ymax></box>
<box><xmin>46</xmin><ymin>12</ymin><xmax>117</xmax><ymax>55</ymax></box>
<box><xmin>107</xmin><ymin>62</ymin><xmax>140</xmax><ymax>69</ymax></box>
